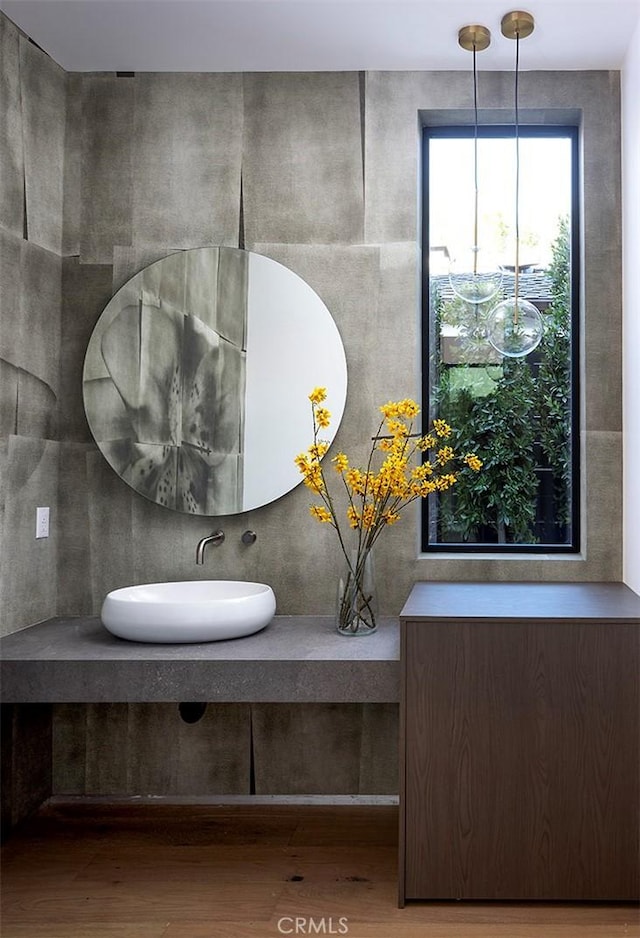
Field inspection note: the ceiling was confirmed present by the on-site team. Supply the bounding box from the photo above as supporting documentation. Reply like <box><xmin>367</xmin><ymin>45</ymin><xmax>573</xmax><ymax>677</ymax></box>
<box><xmin>1</xmin><ymin>0</ymin><xmax>639</xmax><ymax>72</ymax></box>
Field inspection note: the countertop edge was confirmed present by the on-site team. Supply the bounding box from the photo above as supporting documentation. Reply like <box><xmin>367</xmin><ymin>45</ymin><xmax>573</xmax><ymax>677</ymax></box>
<box><xmin>0</xmin><ymin>615</ymin><xmax>400</xmax><ymax>704</ymax></box>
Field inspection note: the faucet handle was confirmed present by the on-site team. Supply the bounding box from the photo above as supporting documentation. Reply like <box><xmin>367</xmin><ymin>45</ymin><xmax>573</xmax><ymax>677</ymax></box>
<box><xmin>241</xmin><ymin>530</ymin><xmax>257</xmax><ymax>545</ymax></box>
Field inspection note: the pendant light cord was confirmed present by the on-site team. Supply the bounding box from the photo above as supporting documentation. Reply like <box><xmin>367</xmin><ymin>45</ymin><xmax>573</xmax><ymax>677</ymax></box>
<box><xmin>473</xmin><ymin>42</ymin><xmax>479</xmax><ymax>276</ymax></box>
<box><xmin>514</xmin><ymin>31</ymin><xmax>521</xmax><ymax>315</ymax></box>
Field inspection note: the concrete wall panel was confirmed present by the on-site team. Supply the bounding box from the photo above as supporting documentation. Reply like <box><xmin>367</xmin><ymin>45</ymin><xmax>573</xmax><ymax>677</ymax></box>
<box><xmin>243</xmin><ymin>73</ymin><xmax>364</xmax><ymax>245</ymax></box>
<box><xmin>0</xmin><ymin>436</ymin><xmax>59</xmax><ymax>636</ymax></box>
<box><xmin>19</xmin><ymin>37</ymin><xmax>65</xmax><ymax>254</ymax></box>
<box><xmin>0</xmin><ymin>15</ymin><xmax>24</xmax><ymax>238</ymax></box>
<box><xmin>80</xmin><ymin>75</ymin><xmax>134</xmax><ymax>264</ymax></box>
<box><xmin>133</xmin><ymin>73</ymin><xmax>243</xmax><ymax>249</ymax></box>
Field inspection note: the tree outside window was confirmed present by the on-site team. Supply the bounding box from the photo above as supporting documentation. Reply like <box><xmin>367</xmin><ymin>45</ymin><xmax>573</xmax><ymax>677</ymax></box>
<box><xmin>423</xmin><ymin>128</ymin><xmax>578</xmax><ymax>551</ymax></box>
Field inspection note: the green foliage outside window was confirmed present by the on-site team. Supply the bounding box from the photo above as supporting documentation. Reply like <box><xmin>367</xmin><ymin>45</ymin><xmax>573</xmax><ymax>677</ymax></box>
<box><xmin>431</xmin><ymin>216</ymin><xmax>572</xmax><ymax>545</ymax></box>
<box><xmin>536</xmin><ymin>216</ymin><xmax>572</xmax><ymax>529</ymax></box>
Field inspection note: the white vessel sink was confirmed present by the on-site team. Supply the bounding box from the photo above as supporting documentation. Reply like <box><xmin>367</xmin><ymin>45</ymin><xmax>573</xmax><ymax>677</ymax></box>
<box><xmin>101</xmin><ymin>580</ymin><xmax>276</xmax><ymax>643</ymax></box>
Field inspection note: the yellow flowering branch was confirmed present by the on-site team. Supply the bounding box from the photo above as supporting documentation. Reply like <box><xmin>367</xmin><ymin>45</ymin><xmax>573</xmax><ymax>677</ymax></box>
<box><xmin>295</xmin><ymin>388</ymin><xmax>483</xmax><ymax>633</ymax></box>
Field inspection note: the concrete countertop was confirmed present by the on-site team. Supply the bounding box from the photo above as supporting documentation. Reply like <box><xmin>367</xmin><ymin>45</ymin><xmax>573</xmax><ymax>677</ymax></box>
<box><xmin>5</xmin><ymin>583</ymin><xmax>636</xmax><ymax>705</ymax></box>
<box><xmin>0</xmin><ymin>615</ymin><xmax>400</xmax><ymax>703</ymax></box>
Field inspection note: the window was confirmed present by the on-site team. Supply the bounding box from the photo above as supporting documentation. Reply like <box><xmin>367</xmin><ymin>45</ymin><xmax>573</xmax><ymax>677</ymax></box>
<box><xmin>422</xmin><ymin>126</ymin><xmax>579</xmax><ymax>552</ymax></box>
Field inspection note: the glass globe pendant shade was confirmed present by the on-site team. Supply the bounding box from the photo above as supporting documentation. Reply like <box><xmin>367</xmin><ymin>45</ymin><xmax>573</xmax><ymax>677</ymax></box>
<box><xmin>459</xmin><ymin>309</ymin><xmax>488</xmax><ymax>342</ymax></box>
<box><xmin>448</xmin><ymin>248</ymin><xmax>503</xmax><ymax>305</ymax></box>
<box><xmin>487</xmin><ymin>297</ymin><xmax>543</xmax><ymax>358</ymax></box>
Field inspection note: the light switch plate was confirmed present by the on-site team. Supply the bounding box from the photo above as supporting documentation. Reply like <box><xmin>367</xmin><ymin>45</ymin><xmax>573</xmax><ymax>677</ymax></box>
<box><xmin>36</xmin><ymin>506</ymin><xmax>50</xmax><ymax>539</ymax></box>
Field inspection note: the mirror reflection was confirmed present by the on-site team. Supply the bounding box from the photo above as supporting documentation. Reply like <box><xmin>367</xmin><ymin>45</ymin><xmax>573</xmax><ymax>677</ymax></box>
<box><xmin>83</xmin><ymin>248</ymin><xmax>347</xmax><ymax>516</ymax></box>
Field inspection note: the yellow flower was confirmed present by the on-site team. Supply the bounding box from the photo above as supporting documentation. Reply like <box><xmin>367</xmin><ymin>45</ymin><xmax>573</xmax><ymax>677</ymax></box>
<box><xmin>309</xmin><ymin>442</ymin><xmax>329</xmax><ymax>459</ymax></box>
<box><xmin>378</xmin><ymin>437</ymin><xmax>394</xmax><ymax>452</ymax></box>
<box><xmin>295</xmin><ymin>453</ymin><xmax>309</xmax><ymax>471</ymax></box>
<box><xmin>362</xmin><ymin>504</ymin><xmax>376</xmax><ymax>529</ymax></box>
<box><xmin>433</xmin><ymin>419</ymin><xmax>452</xmax><ymax>438</ymax></box>
<box><xmin>379</xmin><ymin>401</ymin><xmax>400</xmax><ymax>418</ymax></box>
<box><xmin>345</xmin><ymin>468</ymin><xmax>365</xmax><ymax>494</ymax></box>
<box><xmin>436</xmin><ymin>446</ymin><xmax>455</xmax><ymax>466</ymax></box>
<box><xmin>309</xmin><ymin>505</ymin><xmax>332</xmax><ymax>523</ymax></box>
<box><xmin>435</xmin><ymin>473</ymin><xmax>457</xmax><ymax>491</ymax></box>
<box><xmin>464</xmin><ymin>452</ymin><xmax>483</xmax><ymax>471</ymax></box>
<box><xmin>309</xmin><ymin>387</ymin><xmax>327</xmax><ymax>404</ymax></box>
<box><xmin>392</xmin><ymin>482</ymin><xmax>409</xmax><ymax>499</ymax></box>
<box><xmin>346</xmin><ymin>506</ymin><xmax>360</xmax><ymax>528</ymax></box>
<box><xmin>332</xmin><ymin>452</ymin><xmax>349</xmax><ymax>473</ymax></box>
<box><xmin>411</xmin><ymin>463</ymin><xmax>432</xmax><ymax>480</ymax></box>
<box><xmin>417</xmin><ymin>434</ymin><xmax>435</xmax><ymax>451</ymax></box>
<box><xmin>315</xmin><ymin>407</ymin><xmax>331</xmax><ymax>429</ymax></box>
<box><xmin>410</xmin><ymin>479</ymin><xmax>436</xmax><ymax>497</ymax></box>
<box><xmin>387</xmin><ymin>419</ymin><xmax>409</xmax><ymax>438</ymax></box>
<box><xmin>397</xmin><ymin>399</ymin><xmax>420</xmax><ymax>418</ymax></box>
<box><xmin>382</xmin><ymin>451</ymin><xmax>406</xmax><ymax>469</ymax></box>
<box><xmin>369</xmin><ymin>475</ymin><xmax>383</xmax><ymax>497</ymax></box>
<box><xmin>302</xmin><ymin>465</ymin><xmax>324</xmax><ymax>493</ymax></box>
<box><xmin>382</xmin><ymin>510</ymin><xmax>400</xmax><ymax>525</ymax></box>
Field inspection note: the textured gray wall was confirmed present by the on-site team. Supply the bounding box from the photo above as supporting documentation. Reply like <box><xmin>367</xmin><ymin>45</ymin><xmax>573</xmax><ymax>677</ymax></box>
<box><xmin>52</xmin><ymin>72</ymin><xmax>621</xmax><ymax>614</ymax></box>
<box><xmin>53</xmin><ymin>703</ymin><xmax>398</xmax><ymax>797</ymax></box>
<box><xmin>0</xmin><ymin>32</ymin><xmax>623</xmax><ymax>634</ymax></box>
<box><xmin>0</xmin><ymin>17</ymin><xmax>65</xmax><ymax>638</ymax></box>
<box><xmin>56</xmin><ymin>68</ymin><xmax>622</xmax><ymax>623</ymax></box>
<box><xmin>0</xmin><ymin>17</ymin><xmax>63</xmax><ymax>827</ymax></box>
<box><xmin>0</xmin><ymin>9</ymin><xmax>623</xmax><ymax>798</ymax></box>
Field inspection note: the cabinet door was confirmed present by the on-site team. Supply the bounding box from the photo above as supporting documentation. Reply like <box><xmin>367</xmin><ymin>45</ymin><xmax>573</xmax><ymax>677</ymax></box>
<box><xmin>402</xmin><ymin>620</ymin><xmax>640</xmax><ymax>901</ymax></box>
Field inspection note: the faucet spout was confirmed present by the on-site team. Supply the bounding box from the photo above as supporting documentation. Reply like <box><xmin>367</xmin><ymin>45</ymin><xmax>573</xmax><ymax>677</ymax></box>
<box><xmin>196</xmin><ymin>530</ymin><xmax>225</xmax><ymax>565</ymax></box>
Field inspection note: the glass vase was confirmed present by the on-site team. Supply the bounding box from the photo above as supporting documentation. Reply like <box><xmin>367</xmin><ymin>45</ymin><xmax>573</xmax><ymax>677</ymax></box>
<box><xmin>336</xmin><ymin>548</ymin><xmax>378</xmax><ymax>636</ymax></box>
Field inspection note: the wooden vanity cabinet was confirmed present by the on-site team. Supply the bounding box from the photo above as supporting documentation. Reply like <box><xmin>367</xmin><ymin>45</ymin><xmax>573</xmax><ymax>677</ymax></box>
<box><xmin>399</xmin><ymin>582</ymin><xmax>640</xmax><ymax>904</ymax></box>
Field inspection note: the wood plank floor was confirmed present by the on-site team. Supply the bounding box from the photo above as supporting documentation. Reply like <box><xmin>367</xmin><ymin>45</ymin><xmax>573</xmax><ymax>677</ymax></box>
<box><xmin>1</xmin><ymin>804</ymin><xmax>638</xmax><ymax>938</ymax></box>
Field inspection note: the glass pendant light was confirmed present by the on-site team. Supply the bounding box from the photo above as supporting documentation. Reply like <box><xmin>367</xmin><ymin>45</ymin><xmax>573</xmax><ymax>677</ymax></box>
<box><xmin>449</xmin><ymin>24</ymin><xmax>503</xmax><ymax>306</ymax></box>
<box><xmin>487</xmin><ymin>11</ymin><xmax>543</xmax><ymax>358</ymax></box>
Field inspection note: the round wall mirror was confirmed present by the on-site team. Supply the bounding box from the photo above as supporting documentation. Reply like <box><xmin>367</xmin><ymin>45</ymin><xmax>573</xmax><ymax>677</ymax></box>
<box><xmin>83</xmin><ymin>247</ymin><xmax>347</xmax><ymax>516</ymax></box>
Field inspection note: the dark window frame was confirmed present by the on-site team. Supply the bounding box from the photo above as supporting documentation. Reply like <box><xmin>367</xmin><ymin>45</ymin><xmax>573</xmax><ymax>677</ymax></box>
<box><xmin>421</xmin><ymin>123</ymin><xmax>581</xmax><ymax>553</ymax></box>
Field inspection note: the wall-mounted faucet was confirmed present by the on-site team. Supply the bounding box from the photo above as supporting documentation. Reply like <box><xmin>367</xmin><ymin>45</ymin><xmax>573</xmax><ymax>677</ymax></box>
<box><xmin>195</xmin><ymin>530</ymin><xmax>225</xmax><ymax>565</ymax></box>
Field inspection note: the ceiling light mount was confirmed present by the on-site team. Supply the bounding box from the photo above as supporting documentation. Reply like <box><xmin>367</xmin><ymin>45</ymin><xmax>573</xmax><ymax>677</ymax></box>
<box><xmin>501</xmin><ymin>10</ymin><xmax>535</xmax><ymax>41</ymax></box>
<box><xmin>458</xmin><ymin>24</ymin><xmax>491</xmax><ymax>53</ymax></box>
<box><xmin>450</xmin><ymin>21</ymin><xmax>503</xmax><ymax>306</ymax></box>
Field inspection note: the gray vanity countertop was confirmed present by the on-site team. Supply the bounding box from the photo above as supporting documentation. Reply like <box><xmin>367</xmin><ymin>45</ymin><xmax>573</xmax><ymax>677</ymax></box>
<box><xmin>6</xmin><ymin>583</ymin><xmax>637</xmax><ymax>704</ymax></box>
<box><xmin>0</xmin><ymin>615</ymin><xmax>400</xmax><ymax>704</ymax></box>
